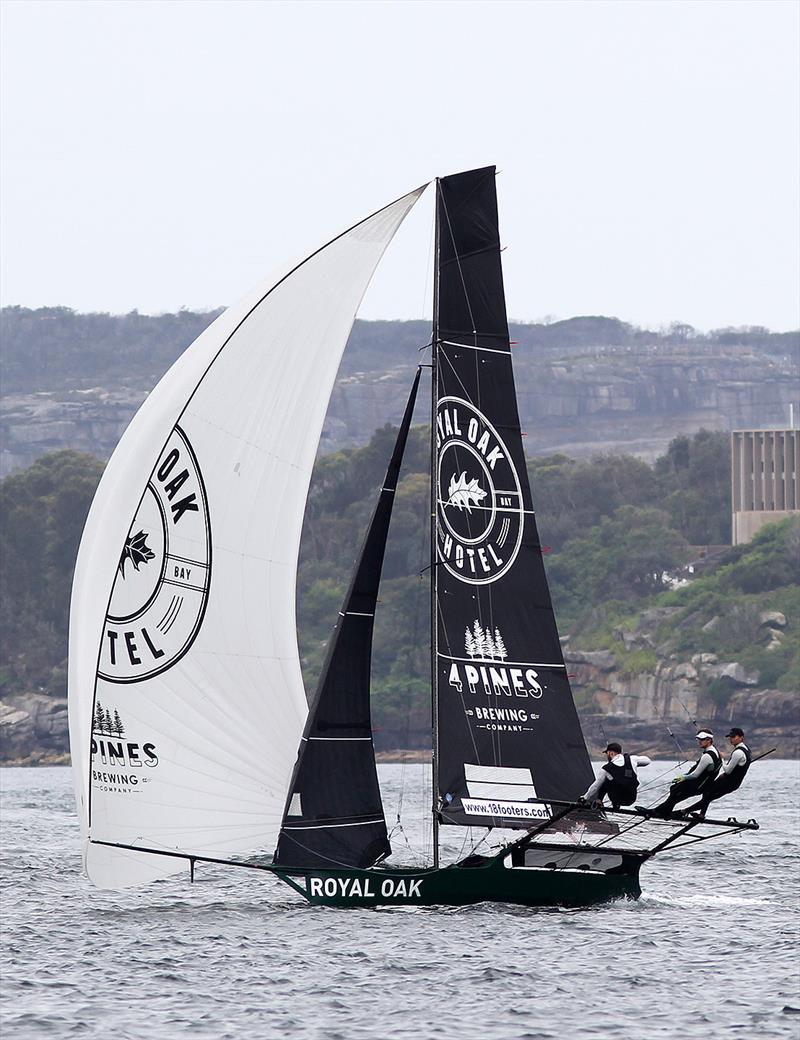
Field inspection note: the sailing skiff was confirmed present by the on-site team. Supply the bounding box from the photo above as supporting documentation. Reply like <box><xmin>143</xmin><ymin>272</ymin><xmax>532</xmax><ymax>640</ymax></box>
<box><xmin>69</xmin><ymin>167</ymin><xmax>756</xmax><ymax>907</ymax></box>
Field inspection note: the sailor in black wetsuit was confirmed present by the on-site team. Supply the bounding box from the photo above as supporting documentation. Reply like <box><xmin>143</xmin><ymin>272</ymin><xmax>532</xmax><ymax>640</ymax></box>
<box><xmin>580</xmin><ymin>742</ymin><xmax>651</xmax><ymax>809</ymax></box>
<box><xmin>680</xmin><ymin>727</ymin><xmax>752</xmax><ymax>817</ymax></box>
<box><xmin>650</xmin><ymin>730</ymin><xmax>721</xmax><ymax>818</ymax></box>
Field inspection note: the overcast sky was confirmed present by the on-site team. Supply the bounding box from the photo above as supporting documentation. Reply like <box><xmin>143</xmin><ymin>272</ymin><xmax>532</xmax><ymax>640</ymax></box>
<box><xmin>1</xmin><ymin>0</ymin><xmax>798</xmax><ymax>331</ymax></box>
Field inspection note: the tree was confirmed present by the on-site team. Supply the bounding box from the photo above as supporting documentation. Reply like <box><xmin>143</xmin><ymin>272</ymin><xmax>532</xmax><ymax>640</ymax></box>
<box><xmin>547</xmin><ymin>506</ymin><xmax>691</xmax><ymax>628</ymax></box>
<box><xmin>0</xmin><ymin>451</ymin><xmax>104</xmax><ymax>696</ymax></box>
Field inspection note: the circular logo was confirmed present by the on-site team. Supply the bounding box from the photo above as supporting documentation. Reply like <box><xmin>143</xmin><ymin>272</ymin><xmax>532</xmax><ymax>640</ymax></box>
<box><xmin>99</xmin><ymin>425</ymin><xmax>211</xmax><ymax>683</ymax></box>
<box><xmin>436</xmin><ymin>397</ymin><xmax>524</xmax><ymax>585</ymax></box>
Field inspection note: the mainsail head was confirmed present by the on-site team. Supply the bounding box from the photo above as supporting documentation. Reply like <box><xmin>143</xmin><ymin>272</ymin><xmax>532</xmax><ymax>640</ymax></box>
<box><xmin>68</xmin><ymin>186</ymin><xmax>425</xmax><ymax>888</ymax></box>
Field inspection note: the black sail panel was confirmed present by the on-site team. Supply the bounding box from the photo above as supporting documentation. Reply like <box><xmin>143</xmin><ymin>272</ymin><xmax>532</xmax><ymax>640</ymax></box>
<box><xmin>275</xmin><ymin>370</ymin><xmax>421</xmax><ymax>868</ymax></box>
<box><xmin>434</xmin><ymin>168</ymin><xmax>592</xmax><ymax>829</ymax></box>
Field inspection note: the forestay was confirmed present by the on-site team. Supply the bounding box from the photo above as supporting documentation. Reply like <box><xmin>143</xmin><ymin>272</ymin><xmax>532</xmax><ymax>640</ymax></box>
<box><xmin>68</xmin><ymin>186</ymin><xmax>425</xmax><ymax>889</ymax></box>
<box><xmin>433</xmin><ymin>167</ymin><xmax>593</xmax><ymax>828</ymax></box>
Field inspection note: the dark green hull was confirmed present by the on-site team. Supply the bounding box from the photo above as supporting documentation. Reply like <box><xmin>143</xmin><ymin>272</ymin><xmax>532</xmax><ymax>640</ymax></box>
<box><xmin>274</xmin><ymin>846</ymin><xmax>644</xmax><ymax>909</ymax></box>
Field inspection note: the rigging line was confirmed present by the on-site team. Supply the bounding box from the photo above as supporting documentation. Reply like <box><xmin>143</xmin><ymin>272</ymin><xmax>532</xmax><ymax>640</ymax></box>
<box><xmin>637</xmin><ymin>759</ymin><xmax>694</xmax><ymax>793</ymax></box>
<box><xmin>650</xmin><ymin>703</ymin><xmax>689</xmax><ymax>770</ymax></box>
<box><xmin>557</xmin><ymin>809</ymin><xmax>658</xmax><ymax>856</ymax></box>
<box><xmin>466</xmin><ymin>826</ymin><xmax>493</xmax><ymax>859</ymax></box>
<box><xmin>387</xmin><ymin>817</ymin><xmax>422</xmax><ymax>866</ymax></box>
<box><xmin>393</xmin><ymin>576</ymin><xmax>425</xmax><ymax>841</ymax></box>
<box><xmin>277</xmin><ymin>833</ymin><xmax>391</xmax><ymax>872</ymax></box>
<box><xmin>408</xmin><ymin>473</ymin><xmax>431</xmax><ymax>858</ymax></box>
<box><xmin>436</xmin><ymin>181</ymin><xmax>477</xmax><ymax>336</ymax></box>
<box><xmin>456</xmin><ymin>824</ymin><xmax>473</xmax><ymax>862</ymax></box>
<box><xmin>437</xmin><ymin>341</ymin><xmax>475</xmax><ymax>404</ymax></box>
<box><xmin>672</xmin><ymin>692</ymin><xmax>698</xmax><ymax>729</ymax></box>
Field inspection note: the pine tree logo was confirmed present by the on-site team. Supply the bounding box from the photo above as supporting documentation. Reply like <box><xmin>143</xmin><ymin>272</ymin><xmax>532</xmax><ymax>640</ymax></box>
<box><xmin>465</xmin><ymin>621</ymin><xmax>509</xmax><ymax>661</ymax></box>
<box><xmin>93</xmin><ymin>699</ymin><xmax>126</xmax><ymax>736</ymax></box>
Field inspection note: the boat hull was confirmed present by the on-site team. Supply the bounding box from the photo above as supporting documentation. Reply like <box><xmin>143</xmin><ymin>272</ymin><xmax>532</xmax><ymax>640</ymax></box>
<box><xmin>273</xmin><ymin>849</ymin><xmax>643</xmax><ymax>909</ymax></box>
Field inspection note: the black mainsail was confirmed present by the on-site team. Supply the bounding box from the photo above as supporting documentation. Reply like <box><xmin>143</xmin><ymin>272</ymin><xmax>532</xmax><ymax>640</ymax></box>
<box><xmin>433</xmin><ymin>167</ymin><xmax>593</xmax><ymax>829</ymax></box>
<box><xmin>275</xmin><ymin>371</ymin><xmax>421</xmax><ymax>868</ymax></box>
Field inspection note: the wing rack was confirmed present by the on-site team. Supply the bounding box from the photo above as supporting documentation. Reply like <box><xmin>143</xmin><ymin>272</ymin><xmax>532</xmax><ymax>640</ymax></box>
<box><xmin>505</xmin><ymin>797</ymin><xmax>759</xmax><ymax>861</ymax></box>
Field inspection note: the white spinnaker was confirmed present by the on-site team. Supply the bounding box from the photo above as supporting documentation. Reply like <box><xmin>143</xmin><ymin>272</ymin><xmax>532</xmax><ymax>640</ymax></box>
<box><xmin>68</xmin><ymin>187</ymin><xmax>425</xmax><ymax>889</ymax></box>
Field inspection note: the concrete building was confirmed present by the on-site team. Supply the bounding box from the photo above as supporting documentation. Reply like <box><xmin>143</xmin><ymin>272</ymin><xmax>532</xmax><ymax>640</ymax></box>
<box><xmin>731</xmin><ymin>428</ymin><xmax>799</xmax><ymax>545</ymax></box>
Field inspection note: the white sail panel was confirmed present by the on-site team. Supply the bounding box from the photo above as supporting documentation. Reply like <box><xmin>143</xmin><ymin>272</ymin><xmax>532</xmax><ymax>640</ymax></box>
<box><xmin>69</xmin><ymin>187</ymin><xmax>425</xmax><ymax>889</ymax></box>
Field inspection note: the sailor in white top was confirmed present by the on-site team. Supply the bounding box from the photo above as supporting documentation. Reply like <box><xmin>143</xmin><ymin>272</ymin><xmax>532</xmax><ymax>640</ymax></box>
<box><xmin>681</xmin><ymin>727</ymin><xmax>753</xmax><ymax>817</ymax></box>
<box><xmin>651</xmin><ymin>730</ymin><xmax>722</xmax><ymax>817</ymax></box>
<box><xmin>580</xmin><ymin>742</ymin><xmax>651</xmax><ymax>809</ymax></box>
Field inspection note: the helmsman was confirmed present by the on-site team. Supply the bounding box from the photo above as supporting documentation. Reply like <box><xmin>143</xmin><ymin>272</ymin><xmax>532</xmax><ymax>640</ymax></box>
<box><xmin>580</xmin><ymin>742</ymin><xmax>651</xmax><ymax>809</ymax></box>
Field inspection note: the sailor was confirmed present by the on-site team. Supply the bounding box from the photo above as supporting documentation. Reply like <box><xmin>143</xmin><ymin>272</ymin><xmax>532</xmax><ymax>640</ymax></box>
<box><xmin>580</xmin><ymin>742</ymin><xmax>651</xmax><ymax>809</ymax></box>
<box><xmin>649</xmin><ymin>730</ymin><xmax>721</xmax><ymax>817</ymax></box>
<box><xmin>680</xmin><ymin>727</ymin><xmax>752</xmax><ymax>817</ymax></box>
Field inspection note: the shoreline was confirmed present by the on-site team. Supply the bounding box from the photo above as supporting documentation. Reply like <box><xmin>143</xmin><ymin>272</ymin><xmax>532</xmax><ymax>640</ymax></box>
<box><xmin>3</xmin><ymin>750</ymin><xmax>798</xmax><ymax>768</ymax></box>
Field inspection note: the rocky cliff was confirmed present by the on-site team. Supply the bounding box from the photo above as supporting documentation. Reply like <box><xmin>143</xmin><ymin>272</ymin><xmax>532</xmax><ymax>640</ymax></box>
<box><xmin>567</xmin><ymin>609</ymin><xmax>798</xmax><ymax>757</ymax></box>
<box><xmin>0</xmin><ymin>692</ymin><xmax>70</xmax><ymax>766</ymax></box>
<box><xmin>2</xmin><ymin>310</ymin><xmax>797</xmax><ymax>476</ymax></box>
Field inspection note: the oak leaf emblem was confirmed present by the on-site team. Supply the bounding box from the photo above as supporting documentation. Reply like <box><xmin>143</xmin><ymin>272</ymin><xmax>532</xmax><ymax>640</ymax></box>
<box><xmin>446</xmin><ymin>472</ymin><xmax>487</xmax><ymax>514</ymax></box>
<box><xmin>119</xmin><ymin>530</ymin><xmax>155</xmax><ymax>578</ymax></box>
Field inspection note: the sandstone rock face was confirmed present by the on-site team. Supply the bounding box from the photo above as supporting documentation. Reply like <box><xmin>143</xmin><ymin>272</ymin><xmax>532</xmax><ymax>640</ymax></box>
<box><xmin>3</xmin><ymin>324</ymin><xmax>798</xmax><ymax>476</ymax></box>
<box><xmin>568</xmin><ymin>649</ymin><xmax>617</xmax><ymax>671</ymax></box>
<box><xmin>0</xmin><ymin>693</ymin><xmax>70</xmax><ymax>765</ymax></box>
<box><xmin>697</xmin><ymin>662</ymin><xmax>761</xmax><ymax>686</ymax></box>
<box><xmin>567</xmin><ymin>650</ymin><xmax>798</xmax><ymax>757</ymax></box>
<box><xmin>1</xmin><ymin>390</ymin><xmax>146</xmax><ymax>477</ymax></box>
<box><xmin>759</xmin><ymin>612</ymin><xmax>787</xmax><ymax>629</ymax></box>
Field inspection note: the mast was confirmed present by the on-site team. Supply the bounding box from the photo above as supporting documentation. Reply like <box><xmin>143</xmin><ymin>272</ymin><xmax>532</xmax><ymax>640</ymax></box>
<box><xmin>430</xmin><ymin>178</ymin><xmax>441</xmax><ymax>869</ymax></box>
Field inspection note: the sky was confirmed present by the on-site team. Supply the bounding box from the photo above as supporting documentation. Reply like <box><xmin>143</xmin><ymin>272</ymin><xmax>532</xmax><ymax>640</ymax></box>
<box><xmin>1</xmin><ymin>0</ymin><xmax>798</xmax><ymax>332</ymax></box>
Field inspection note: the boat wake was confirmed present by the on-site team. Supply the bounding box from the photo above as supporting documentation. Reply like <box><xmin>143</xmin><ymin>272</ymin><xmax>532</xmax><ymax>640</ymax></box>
<box><xmin>640</xmin><ymin>890</ymin><xmax>770</xmax><ymax>909</ymax></box>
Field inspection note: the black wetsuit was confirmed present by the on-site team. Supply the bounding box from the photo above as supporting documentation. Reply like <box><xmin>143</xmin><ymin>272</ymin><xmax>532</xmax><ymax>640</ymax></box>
<box><xmin>682</xmin><ymin>744</ymin><xmax>752</xmax><ymax>816</ymax></box>
<box><xmin>651</xmin><ymin>747</ymin><xmax>721</xmax><ymax>817</ymax></box>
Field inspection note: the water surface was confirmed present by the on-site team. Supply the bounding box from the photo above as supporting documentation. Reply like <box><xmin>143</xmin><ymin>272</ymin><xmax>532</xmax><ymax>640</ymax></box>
<box><xmin>2</xmin><ymin>762</ymin><xmax>798</xmax><ymax>1039</ymax></box>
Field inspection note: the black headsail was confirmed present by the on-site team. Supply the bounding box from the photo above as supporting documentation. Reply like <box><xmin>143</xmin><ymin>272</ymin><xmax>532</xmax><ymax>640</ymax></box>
<box><xmin>275</xmin><ymin>370</ymin><xmax>421</xmax><ymax>868</ymax></box>
<box><xmin>433</xmin><ymin>167</ymin><xmax>592</xmax><ymax>830</ymax></box>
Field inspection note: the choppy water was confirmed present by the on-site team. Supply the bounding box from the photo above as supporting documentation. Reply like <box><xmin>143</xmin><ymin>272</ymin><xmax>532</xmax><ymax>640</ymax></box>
<box><xmin>1</xmin><ymin>761</ymin><xmax>799</xmax><ymax>1040</ymax></box>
